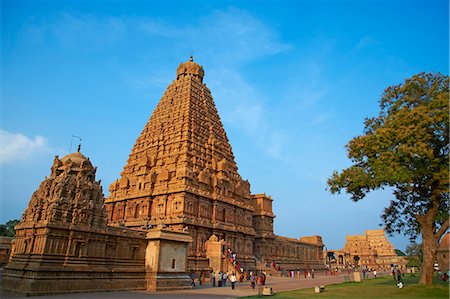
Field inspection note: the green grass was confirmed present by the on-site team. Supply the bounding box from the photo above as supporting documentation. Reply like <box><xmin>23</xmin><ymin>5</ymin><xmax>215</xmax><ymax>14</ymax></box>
<box><xmin>242</xmin><ymin>275</ymin><xmax>449</xmax><ymax>299</ymax></box>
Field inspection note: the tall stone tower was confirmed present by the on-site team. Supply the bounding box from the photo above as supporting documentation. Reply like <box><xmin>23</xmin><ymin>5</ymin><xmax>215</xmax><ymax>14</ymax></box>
<box><xmin>105</xmin><ymin>57</ymin><xmax>256</xmax><ymax>272</ymax></box>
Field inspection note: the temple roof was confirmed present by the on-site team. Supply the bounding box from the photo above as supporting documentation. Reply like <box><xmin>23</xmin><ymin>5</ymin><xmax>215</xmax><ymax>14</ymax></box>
<box><xmin>61</xmin><ymin>151</ymin><xmax>90</xmax><ymax>166</ymax></box>
<box><xmin>176</xmin><ymin>56</ymin><xmax>204</xmax><ymax>81</ymax></box>
<box><xmin>107</xmin><ymin>56</ymin><xmax>253</xmax><ymax>211</ymax></box>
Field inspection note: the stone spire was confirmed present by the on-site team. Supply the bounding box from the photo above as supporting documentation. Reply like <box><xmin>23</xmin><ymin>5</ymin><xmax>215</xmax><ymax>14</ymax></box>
<box><xmin>21</xmin><ymin>151</ymin><xmax>107</xmax><ymax>228</ymax></box>
<box><xmin>106</xmin><ymin>57</ymin><xmax>253</xmax><ymax>226</ymax></box>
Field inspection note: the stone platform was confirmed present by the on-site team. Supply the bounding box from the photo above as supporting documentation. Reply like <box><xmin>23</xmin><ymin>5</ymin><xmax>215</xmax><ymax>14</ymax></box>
<box><xmin>2</xmin><ymin>271</ymin><xmax>387</xmax><ymax>299</ymax></box>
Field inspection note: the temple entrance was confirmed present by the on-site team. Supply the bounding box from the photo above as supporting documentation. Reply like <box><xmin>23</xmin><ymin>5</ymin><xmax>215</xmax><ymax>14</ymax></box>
<box><xmin>353</xmin><ymin>255</ymin><xmax>360</xmax><ymax>266</ymax></box>
<box><xmin>326</xmin><ymin>251</ymin><xmax>336</xmax><ymax>263</ymax></box>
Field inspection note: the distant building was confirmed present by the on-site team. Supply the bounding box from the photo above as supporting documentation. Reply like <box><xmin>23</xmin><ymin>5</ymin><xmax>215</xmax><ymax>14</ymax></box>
<box><xmin>436</xmin><ymin>233</ymin><xmax>449</xmax><ymax>272</ymax></box>
<box><xmin>325</xmin><ymin>229</ymin><xmax>407</xmax><ymax>270</ymax></box>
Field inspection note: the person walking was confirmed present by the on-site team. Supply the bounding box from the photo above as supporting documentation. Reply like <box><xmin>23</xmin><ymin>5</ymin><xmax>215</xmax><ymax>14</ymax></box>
<box><xmin>190</xmin><ymin>272</ymin><xmax>195</xmax><ymax>287</ymax></box>
<box><xmin>223</xmin><ymin>272</ymin><xmax>228</xmax><ymax>287</ymax></box>
<box><xmin>373</xmin><ymin>270</ymin><xmax>377</xmax><ymax>278</ymax></box>
<box><xmin>396</xmin><ymin>269</ymin><xmax>403</xmax><ymax>288</ymax></box>
<box><xmin>250</xmin><ymin>273</ymin><xmax>256</xmax><ymax>289</ymax></box>
<box><xmin>218</xmin><ymin>271</ymin><xmax>223</xmax><ymax>287</ymax></box>
<box><xmin>230</xmin><ymin>272</ymin><xmax>237</xmax><ymax>290</ymax></box>
<box><xmin>199</xmin><ymin>272</ymin><xmax>203</xmax><ymax>286</ymax></box>
<box><xmin>211</xmin><ymin>271</ymin><xmax>216</xmax><ymax>287</ymax></box>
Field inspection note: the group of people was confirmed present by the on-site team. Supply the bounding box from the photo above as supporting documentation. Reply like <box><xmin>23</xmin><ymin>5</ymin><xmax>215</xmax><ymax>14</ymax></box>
<box><xmin>248</xmin><ymin>271</ymin><xmax>267</xmax><ymax>288</ymax></box>
<box><xmin>205</xmin><ymin>270</ymin><xmax>268</xmax><ymax>290</ymax></box>
<box><xmin>210</xmin><ymin>271</ymin><xmax>238</xmax><ymax>289</ymax></box>
<box><xmin>392</xmin><ymin>266</ymin><xmax>404</xmax><ymax>288</ymax></box>
<box><xmin>225</xmin><ymin>248</ymin><xmax>244</xmax><ymax>275</ymax></box>
<box><xmin>282</xmin><ymin>269</ymin><xmax>317</xmax><ymax>279</ymax></box>
<box><xmin>361</xmin><ymin>267</ymin><xmax>377</xmax><ymax>279</ymax></box>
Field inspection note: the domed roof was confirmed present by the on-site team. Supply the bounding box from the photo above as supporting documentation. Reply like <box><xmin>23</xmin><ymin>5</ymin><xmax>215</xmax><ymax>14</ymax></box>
<box><xmin>61</xmin><ymin>151</ymin><xmax>92</xmax><ymax>168</ymax></box>
<box><xmin>176</xmin><ymin>56</ymin><xmax>204</xmax><ymax>81</ymax></box>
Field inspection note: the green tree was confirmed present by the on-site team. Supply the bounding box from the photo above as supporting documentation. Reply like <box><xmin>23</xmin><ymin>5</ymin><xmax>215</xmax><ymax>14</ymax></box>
<box><xmin>327</xmin><ymin>72</ymin><xmax>449</xmax><ymax>285</ymax></box>
<box><xmin>406</xmin><ymin>242</ymin><xmax>423</xmax><ymax>268</ymax></box>
<box><xmin>0</xmin><ymin>219</ymin><xmax>20</xmax><ymax>237</ymax></box>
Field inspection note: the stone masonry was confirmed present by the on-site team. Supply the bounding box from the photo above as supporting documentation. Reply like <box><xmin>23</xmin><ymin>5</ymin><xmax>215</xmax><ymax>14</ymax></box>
<box><xmin>2</xmin><ymin>150</ymin><xmax>192</xmax><ymax>295</ymax></box>
<box><xmin>325</xmin><ymin>229</ymin><xmax>407</xmax><ymax>270</ymax></box>
<box><xmin>2</xmin><ymin>58</ymin><xmax>325</xmax><ymax>296</ymax></box>
<box><xmin>104</xmin><ymin>57</ymin><xmax>324</xmax><ymax>274</ymax></box>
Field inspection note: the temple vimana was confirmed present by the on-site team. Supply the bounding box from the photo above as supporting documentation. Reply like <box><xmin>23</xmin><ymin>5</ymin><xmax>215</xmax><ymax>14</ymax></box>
<box><xmin>2</xmin><ymin>57</ymin><xmax>326</xmax><ymax>295</ymax></box>
<box><xmin>325</xmin><ymin>229</ymin><xmax>407</xmax><ymax>270</ymax></box>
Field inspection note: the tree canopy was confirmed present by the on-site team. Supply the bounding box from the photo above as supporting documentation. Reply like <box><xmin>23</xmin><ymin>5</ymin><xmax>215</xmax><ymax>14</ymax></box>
<box><xmin>406</xmin><ymin>242</ymin><xmax>423</xmax><ymax>268</ymax></box>
<box><xmin>328</xmin><ymin>72</ymin><xmax>449</xmax><ymax>284</ymax></box>
<box><xmin>0</xmin><ymin>219</ymin><xmax>19</xmax><ymax>237</ymax></box>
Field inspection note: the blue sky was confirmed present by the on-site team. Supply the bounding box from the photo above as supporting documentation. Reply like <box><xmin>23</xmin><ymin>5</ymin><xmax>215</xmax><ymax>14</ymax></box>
<box><xmin>1</xmin><ymin>0</ymin><xmax>448</xmax><ymax>251</ymax></box>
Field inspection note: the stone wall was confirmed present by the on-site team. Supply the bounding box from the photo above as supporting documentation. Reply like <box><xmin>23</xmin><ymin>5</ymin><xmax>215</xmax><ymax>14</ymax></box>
<box><xmin>2</xmin><ymin>222</ymin><xmax>147</xmax><ymax>296</ymax></box>
<box><xmin>251</xmin><ymin>194</ymin><xmax>324</xmax><ymax>271</ymax></box>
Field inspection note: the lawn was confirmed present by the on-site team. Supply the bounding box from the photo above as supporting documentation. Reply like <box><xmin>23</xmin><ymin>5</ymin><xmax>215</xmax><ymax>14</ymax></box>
<box><xmin>241</xmin><ymin>275</ymin><xmax>449</xmax><ymax>299</ymax></box>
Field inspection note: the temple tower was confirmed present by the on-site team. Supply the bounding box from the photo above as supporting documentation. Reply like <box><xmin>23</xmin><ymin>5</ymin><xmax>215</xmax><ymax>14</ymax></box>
<box><xmin>2</xmin><ymin>151</ymin><xmax>148</xmax><ymax>295</ymax></box>
<box><xmin>105</xmin><ymin>57</ymin><xmax>256</xmax><ymax>272</ymax></box>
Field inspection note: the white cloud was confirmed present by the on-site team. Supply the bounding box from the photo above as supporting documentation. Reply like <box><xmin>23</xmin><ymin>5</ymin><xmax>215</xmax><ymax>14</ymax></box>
<box><xmin>20</xmin><ymin>8</ymin><xmax>289</xmax><ymax>63</ymax></box>
<box><xmin>137</xmin><ymin>8</ymin><xmax>290</xmax><ymax>65</ymax></box>
<box><xmin>18</xmin><ymin>9</ymin><xmax>291</xmax><ymax>160</ymax></box>
<box><xmin>208</xmin><ymin>68</ymin><xmax>262</xmax><ymax>129</ymax></box>
<box><xmin>135</xmin><ymin>8</ymin><xmax>292</xmax><ymax>160</ymax></box>
<box><xmin>208</xmin><ymin>68</ymin><xmax>290</xmax><ymax>160</ymax></box>
<box><xmin>51</xmin><ymin>13</ymin><xmax>127</xmax><ymax>48</ymax></box>
<box><xmin>0</xmin><ymin>130</ymin><xmax>53</xmax><ymax>164</ymax></box>
<box><xmin>353</xmin><ymin>35</ymin><xmax>381</xmax><ymax>53</ymax></box>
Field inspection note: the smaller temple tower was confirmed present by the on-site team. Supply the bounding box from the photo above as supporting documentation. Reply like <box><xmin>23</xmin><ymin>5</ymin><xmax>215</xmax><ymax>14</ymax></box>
<box><xmin>2</xmin><ymin>151</ymin><xmax>148</xmax><ymax>295</ymax></box>
<box><xmin>19</xmin><ymin>151</ymin><xmax>107</xmax><ymax>228</ymax></box>
<box><xmin>2</xmin><ymin>150</ymin><xmax>193</xmax><ymax>296</ymax></box>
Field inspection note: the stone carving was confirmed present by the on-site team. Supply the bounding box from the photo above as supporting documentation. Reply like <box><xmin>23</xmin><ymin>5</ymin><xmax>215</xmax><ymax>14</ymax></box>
<box><xmin>21</xmin><ymin>151</ymin><xmax>107</xmax><ymax>228</ymax></box>
<box><xmin>103</xmin><ymin>57</ymin><xmax>324</xmax><ymax>273</ymax></box>
<box><xmin>325</xmin><ymin>229</ymin><xmax>407</xmax><ymax>270</ymax></box>
<box><xmin>4</xmin><ymin>58</ymin><xmax>326</xmax><ymax>295</ymax></box>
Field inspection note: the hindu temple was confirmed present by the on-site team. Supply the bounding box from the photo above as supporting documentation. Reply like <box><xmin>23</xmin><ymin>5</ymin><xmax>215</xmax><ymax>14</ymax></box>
<box><xmin>325</xmin><ymin>229</ymin><xmax>407</xmax><ymax>270</ymax></box>
<box><xmin>2</xmin><ymin>57</ymin><xmax>325</xmax><ymax>295</ymax></box>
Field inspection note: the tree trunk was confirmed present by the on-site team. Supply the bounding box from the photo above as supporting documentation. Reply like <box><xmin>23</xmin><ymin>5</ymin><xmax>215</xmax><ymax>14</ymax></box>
<box><xmin>418</xmin><ymin>210</ymin><xmax>439</xmax><ymax>285</ymax></box>
<box><xmin>419</xmin><ymin>231</ymin><xmax>438</xmax><ymax>284</ymax></box>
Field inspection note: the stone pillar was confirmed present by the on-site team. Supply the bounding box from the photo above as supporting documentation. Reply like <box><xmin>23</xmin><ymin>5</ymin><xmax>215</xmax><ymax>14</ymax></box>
<box><xmin>205</xmin><ymin>234</ymin><xmax>225</xmax><ymax>273</ymax></box>
<box><xmin>145</xmin><ymin>228</ymin><xmax>193</xmax><ymax>292</ymax></box>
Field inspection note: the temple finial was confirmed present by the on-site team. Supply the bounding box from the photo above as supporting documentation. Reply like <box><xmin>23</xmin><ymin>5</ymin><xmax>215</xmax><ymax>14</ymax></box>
<box><xmin>70</xmin><ymin>135</ymin><xmax>82</xmax><ymax>153</ymax></box>
<box><xmin>77</xmin><ymin>144</ymin><xmax>81</xmax><ymax>152</ymax></box>
<box><xmin>189</xmin><ymin>55</ymin><xmax>193</xmax><ymax>62</ymax></box>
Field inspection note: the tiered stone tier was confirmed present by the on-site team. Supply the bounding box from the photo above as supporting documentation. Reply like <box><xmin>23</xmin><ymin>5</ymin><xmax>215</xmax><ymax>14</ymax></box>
<box><xmin>105</xmin><ymin>57</ymin><xmax>256</xmax><ymax>271</ymax></box>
